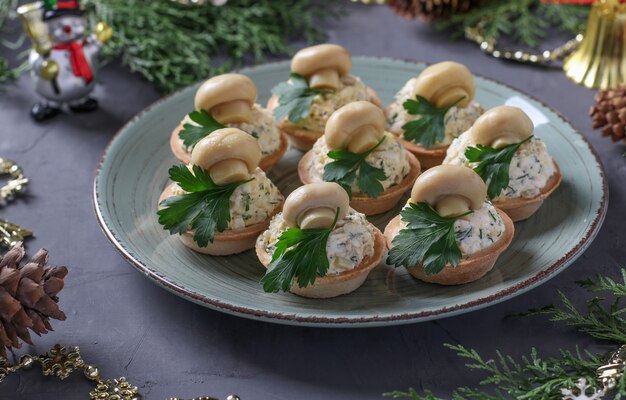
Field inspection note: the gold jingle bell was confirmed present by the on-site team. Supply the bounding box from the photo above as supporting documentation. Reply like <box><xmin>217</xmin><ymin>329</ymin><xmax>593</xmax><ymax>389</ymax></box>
<box><xmin>564</xmin><ymin>0</ymin><xmax>626</xmax><ymax>89</ymax></box>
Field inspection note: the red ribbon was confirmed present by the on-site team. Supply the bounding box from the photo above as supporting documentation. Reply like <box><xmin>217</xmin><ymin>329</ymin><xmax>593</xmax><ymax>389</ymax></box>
<box><xmin>541</xmin><ymin>0</ymin><xmax>626</xmax><ymax>3</ymax></box>
<box><xmin>53</xmin><ymin>40</ymin><xmax>93</xmax><ymax>83</ymax></box>
<box><xmin>57</xmin><ymin>1</ymin><xmax>80</xmax><ymax>9</ymax></box>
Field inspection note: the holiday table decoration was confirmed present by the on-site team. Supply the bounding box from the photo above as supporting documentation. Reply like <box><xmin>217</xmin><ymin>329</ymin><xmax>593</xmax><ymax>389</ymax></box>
<box><xmin>0</xmin><ymin>158</ymin><xmax>28</xmax><ymax>205</ymax></box>
<box><xmin>0</xmin><ymin>242</ymin><xmax>67</xmax><ymax>358</ymax></box>
<box><xmin>1</xmin><ymin>1</ymin><xmax>343</xmax><ymax>95</ymax></box>
<box><xmin>563</xmin><ymin>0</ymin><xmax>626</xmax><ymax>90</ymax></box>
<box><xmin>0</xmin><ymin>158</ymin><xmax>32</xmax><ymax>249</ymax></box>
<box><xmin>388</xmin><ymin>0</ymin><xmax>482</xmax><ymax>21</ymax></box>
<box><xmin>0</xmin><ymin>220</ymin><xmax>32</xmax><ymax>249</ymax></box>
<box><xmin>17</xmin><ymin>0</ymin><xmax>113</xmax><ymax>121</ymax></box>
<box><xmin>590</xmin><ymin>85</ymin><xmax>626</xmax><ymax>145</ymax></box>
<box><xmin>82</xmin><ymin>0</ymin><xmax>344</xmax><ymax>94</ymax></box>
<box><xmin>386</xmin><ymin>270</ymin><xmax>626</xmax><ymax>399</ymax></box>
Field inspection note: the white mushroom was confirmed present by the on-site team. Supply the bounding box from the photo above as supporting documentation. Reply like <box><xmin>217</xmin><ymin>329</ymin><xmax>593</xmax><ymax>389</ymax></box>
<box><xmin>324</xmin><ymin>101</ymin><xmax>386</xmax><ymax>153</ymax></box>
<box><xmin>410</xmin><ymin>165</ymin><xmax>486</xmax><ymax>217</ymax></box>
<box><xmin>283</xmin><ymin>182</ymin><xmax>350</xmax><ymax>230</ymax></box>
<box><xmin>191</xmin><ymin>128</ymin><xmax>262</xmax><ymax>185</ymax></box>
<box><xmin>412</xmin><ymin>61</ymin><xmax>475</xmax><ymax>108</ymax></box>
<box><xmin>291</xmin><ymin>44</ymin><xmax>352</xmax><ymax>91</ymax></box>
<box><xmin>194</xmin><ymin>73</ymin><xmax>257</xmax><ymax>124</ymax></box>
<box><xmin>470</xmin><ymin>106</ymin><xmax>534</xmax><ymax>149</ymax></box>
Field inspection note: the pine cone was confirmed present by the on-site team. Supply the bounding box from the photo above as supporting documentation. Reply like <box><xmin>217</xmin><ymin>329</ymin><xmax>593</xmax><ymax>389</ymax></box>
<box><xmin>0</xmin><ymin>242</ymin><xmax>68</xmax><ymax>357</ymax></box>
<box><xmin>589</xmin><ymin>86</ymin><xmax>626</xmax><ymax>145</ymax></box>
<box><xmin>388</xmin><ymin>0</ymin><xmax>481</xmax><ymax>21</ymax></box>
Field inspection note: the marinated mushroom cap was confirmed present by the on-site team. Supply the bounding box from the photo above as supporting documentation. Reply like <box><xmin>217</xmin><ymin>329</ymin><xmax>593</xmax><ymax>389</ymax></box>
<box><xmin>410</xmin><ymin>165</ymin><xmax>486</xmax><ymax>217</ymax></box>
<box><xmin>191</xmin><ymin>128</ymin><xmax>262</xmax><ymax>185</ymax></box>
<box><xmin>412</xmin><ymin>61</ymin><xmax>475</xmax><ymax>108</ymax></box>
<box><xmin>283</xmin><ymin>182</ymin><xmax>350</xmax><ymax>230</ymax></box>
<box><xmin>291</xmin><ymin>44</ymin><xmax>352</xmax><ymax>91</ymax></box>
<box><xmin>194</xmin><ymin>73</ymin><xmax>257</xmax><ymax>124</ymax></box>
<box><xmin>324</xmin><ymin>101</ymin><xmax>386</xmax><ymax>153</ymax></box>
<box><xmin>470</xmin><ymin>105</ymin><xmax>534</xmax><ymax>149</ymax></box>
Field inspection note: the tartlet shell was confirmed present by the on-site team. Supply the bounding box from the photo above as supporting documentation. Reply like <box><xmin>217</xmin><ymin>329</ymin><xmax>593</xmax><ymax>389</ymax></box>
<box><xmin>297</xmin><ymin>148</ymin><xmax>421</xmax><ymax>216</ymax></box>
<box><xmin>384</xmin><ymin>208</ymin><xmax>515</xmax><ymax>285</ymax></box>
<box><xmin>256</xmin><ymin>225</ymin><xmax>386</xmax><ymax>298</ymax></box>
<box><xmin>159</xmin><ymin>182</ymin><xmax>284</xmax><ymax>256</ymax></box>
<box><xmin>396</xmin><ymin>137</ymin><xmax>447</xmax><ymax>170</ymax></box>
<box><xmin>493</xmin><ymin>160</ymin><xmax>562</xmax><ymax>222</ymax></box>
<box><xmin>169</xmin><ymin>124</ymin><xmax>289</xmax><ymax>172</ymax></box>
<box><xmin>266</xmin><ymin>87</ymin><xmax>382</xmax><ymax>152</ymax></box>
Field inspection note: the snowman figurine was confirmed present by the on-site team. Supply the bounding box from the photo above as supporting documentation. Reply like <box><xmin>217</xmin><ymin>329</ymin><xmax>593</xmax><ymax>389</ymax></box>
<box><xmin>22</xmin><ymin>0</ymin><xmax>112</xmax><ymax>121</ymax></box>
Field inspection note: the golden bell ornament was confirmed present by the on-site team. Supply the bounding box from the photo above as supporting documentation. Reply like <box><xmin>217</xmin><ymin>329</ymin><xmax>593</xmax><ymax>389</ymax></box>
<box><xmin>564</xmin><ymin>0</ymin><xmax>626</xmax><ymax>90</ymax></box>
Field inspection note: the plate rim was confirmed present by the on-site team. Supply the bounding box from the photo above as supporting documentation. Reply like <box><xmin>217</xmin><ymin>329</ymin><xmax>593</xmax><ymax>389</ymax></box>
<box><xmin>92</xmin><ymin>56</ymin><xmax>609</xmax><ymax>327</ymax></box>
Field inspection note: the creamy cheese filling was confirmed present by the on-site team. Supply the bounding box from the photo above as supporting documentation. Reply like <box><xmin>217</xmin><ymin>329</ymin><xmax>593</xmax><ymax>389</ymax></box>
<box><xmin>258</xmin><ymin>209</ymin><xmax>376</xmax><ymax>275</ymax></box>
<box><xmin>399</xmin><ymin>201</ymin><xmax>506</xmax><ymax>255</ymax></box>
<box><xmin>386</xmin><ymin>77</ymin><xmax>484</xmax><ymax>147</ymax></box>
<box><xmin>169</xmin><ymin>168</ymin><xmax>282</xmax><ymax>230</ymax></box>
<box><xmin>180</xmin><ymin>104</ymin><xmax>281</xmax><ymax>156</ymax></box>
<box><xmin>305</xmin><ymin>132</ymin><xmax>410</xmax><ymax>194</ymax></box>
<box><xmin>291</xmin><ymin>75</ymin><xmax>373</xmax><ymax>132</ymax></box>
<box><xmin>444</xmin><ymin>133</ymin><xmax>556</xmax><ymax>200</ymax></box>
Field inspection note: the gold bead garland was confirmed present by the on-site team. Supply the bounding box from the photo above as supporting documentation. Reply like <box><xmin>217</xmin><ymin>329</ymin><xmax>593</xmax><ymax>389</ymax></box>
<box><xmin>464</xmin><ymin>24</ymin><xmax>584</xmax><ymax>65</ymax></box>
<box><xmin>0</xmin><ymin>344</ymin><xmax>242</xmax><ymax>400</ymax></box>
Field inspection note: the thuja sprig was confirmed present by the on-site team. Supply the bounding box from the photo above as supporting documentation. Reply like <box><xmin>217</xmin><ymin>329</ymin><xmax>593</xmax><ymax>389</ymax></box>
<box><xmin>385</xmin><ymin>268</ymin><xmax>626</xmax><ymax>399</ymax></box>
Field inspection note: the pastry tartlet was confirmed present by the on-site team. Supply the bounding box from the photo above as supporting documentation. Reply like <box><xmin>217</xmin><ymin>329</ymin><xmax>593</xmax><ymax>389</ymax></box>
<box><xmin>256</xmin><ymin>182</ymin><xmax>385</xmax><ymax>298</ymax></box>
<box><xmin>443</xmin><ymin>106</ymin><xmax>561</xmax><ymax>222</ymax></box>
<box><xmin>385</xmin><ymin>165</ymin><xmax>514</xmax><ymax>285</ymax></box>
<box><xmin>298</xmin><ymin>101</ymin><xmax>421</xmax><ymax>215</ymax></box>
<box><xmin>159</xmin><ymin>128</ymin><xmax>284</xmax><ymax>256</ymax></box>
<box><xmin>170</xmin><ymin>73</ymin><xmax>288</xmax><ymax>171</ymax></box>
<box><xmin>385</xmin><ymin>61</ymin><xmax>485</xmax><ymax>169</ymax></box>
<box><xmin>267</xmin><ymin>44</ymin><xmax>381</xmax><ymax>151</ymax></box>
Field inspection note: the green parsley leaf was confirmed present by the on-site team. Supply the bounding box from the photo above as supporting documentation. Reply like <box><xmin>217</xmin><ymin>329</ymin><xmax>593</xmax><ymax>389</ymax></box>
<box><xmin>401</xmin><ymin>95</ymin><xmax>465</xmax><ymax>148</ymax></box>
<box><xmin>157</xmin><ymin>164</ymin><xmax>251</xmax><ymax>247</ymax></box>
<box><xmin>178</xmin><ymin>110</ymin><xmax>225</xmax><ymax>149</ymax></box>
<box><xmin>322</xmin><ymin>137</ymin><xmax>387</xmax><ymax>198</ymax></box>
<box><xmin>465</xmin><ymin>136</ymin><xmax>533</xmax><ymax>199</ymax></box>
<box><xmin>386</xmin><ymin>202</ymin><xmax>472</xmax><ymax>275</ymax></box>
<box><xmin>271</xmin><ymin>73</ymin><xmax>332</xmax><ymax>123</ymax></box>
<box><xmin>261</xmin><ymin>209</ymin><xmax>339</xmax><ymax>293</ymax></box>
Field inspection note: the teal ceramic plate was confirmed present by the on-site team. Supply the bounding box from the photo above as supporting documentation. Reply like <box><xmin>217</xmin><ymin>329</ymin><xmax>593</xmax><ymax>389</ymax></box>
<box><xmin>94</xmin><ymin>57</ymin><xmax>608</xmax><ymax>327</ymax></box>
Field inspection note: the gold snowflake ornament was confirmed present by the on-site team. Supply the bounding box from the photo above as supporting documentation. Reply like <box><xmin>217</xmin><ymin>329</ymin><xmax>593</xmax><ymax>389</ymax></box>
<box><xmin>40</xmin><ymin>345</ymin><xmax>84</xmax><ymax>379</ymax></box>
<box><xmin>89</xmin><ymin>377</ymin><xmax>141</xmax><ymax>400</ymax></box>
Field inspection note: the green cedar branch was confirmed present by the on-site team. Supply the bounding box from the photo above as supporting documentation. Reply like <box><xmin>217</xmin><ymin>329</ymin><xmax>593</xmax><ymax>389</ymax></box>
<box><xmin>385</xmin><ymin>268</ymin><xmax>626</xmax><ymax>399</ymax></box>
<box><xmin>402</xmin><ymin>95</ymin><xmax>465</xmax><ymax>148</ymax></box>
<box><xmin>435</xmin><ymin>0</ymin><xmax>588</xmax><ymax>48</ymax></box>
<box><xmin>81</xmin><ymin>0</ymin><xmax>345</xmax><ymax>94</ymax></box>
<box><xmin>322</xmin><ymin>137</ymin><xmax>387</xmax><ymax>198</ymax></box>
<box><xmin>386</xmin><ymin>202</ymin><xmax>472</xmax><ymax>275</ymax></box>
<box><xmin>157</xmin><ymin>164</ymin><xmax>251</xmax><ymax>247</ymax></box>
<box><xmin>261</xmin><ymin>209</ymin><xmax>339</xmax><ymax>293</ymax></box>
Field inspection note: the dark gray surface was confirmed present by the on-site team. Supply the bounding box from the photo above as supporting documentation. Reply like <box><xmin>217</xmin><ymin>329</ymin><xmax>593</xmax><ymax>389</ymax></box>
<box><xmin>1</xmin><ymin>4</ymin><xmax>624</xmax><ymax>399</ymax></box>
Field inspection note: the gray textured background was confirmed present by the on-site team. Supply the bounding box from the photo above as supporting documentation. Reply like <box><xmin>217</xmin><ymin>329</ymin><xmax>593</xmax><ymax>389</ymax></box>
<box><xmin>1</xmin><ymin>3</ymin><xmax>625</xmax><ymax>399</ymax></box>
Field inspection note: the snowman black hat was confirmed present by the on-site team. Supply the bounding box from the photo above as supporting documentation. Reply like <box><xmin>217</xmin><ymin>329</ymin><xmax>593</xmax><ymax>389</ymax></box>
<box><xmin>43</xmin><ymin>0</ymin><xmax>83</xmax><ymax>21</ymax></box>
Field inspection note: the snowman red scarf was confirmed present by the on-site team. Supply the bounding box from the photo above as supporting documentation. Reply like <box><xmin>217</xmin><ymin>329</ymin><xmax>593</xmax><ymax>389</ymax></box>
<box><xmin>53</xmin><ymin>40</ymin><xmax>93</xmax><ymax>83</ymax></box>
